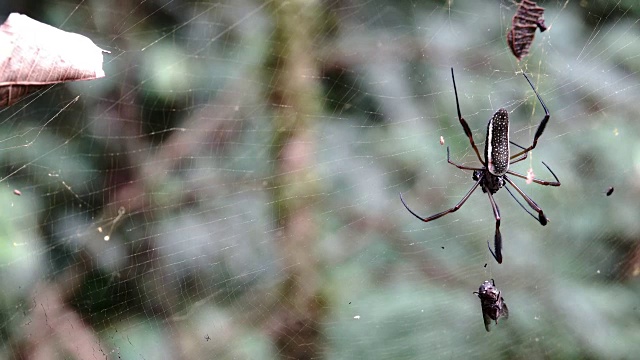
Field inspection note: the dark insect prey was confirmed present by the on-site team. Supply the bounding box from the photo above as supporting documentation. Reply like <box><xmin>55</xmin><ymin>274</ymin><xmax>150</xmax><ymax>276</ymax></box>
<box><xmin>400</xmin><ymin>68</ymin><xmax>560</xmax><ymax>264</ymax></box>
<box><xmin>474</xmin><ymin>279</ymin><xmax>509</xmax><ymax>332</ymax></box>
<box><xmin>605</xmin><ymin>186</ymin><xmax>614</xmax><ymax>196</ymax></box>
<box><xmin>507</xmin><ymin>0</ymin><xmax>547</xmax><ymax>61</ymax></box>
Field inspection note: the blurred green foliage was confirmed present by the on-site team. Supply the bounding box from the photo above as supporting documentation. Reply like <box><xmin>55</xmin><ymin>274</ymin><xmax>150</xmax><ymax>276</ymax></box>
<box><xmin>0</xmin><ymin>0</ymin><xmax>639</xmax><ymax>359</ymax></box>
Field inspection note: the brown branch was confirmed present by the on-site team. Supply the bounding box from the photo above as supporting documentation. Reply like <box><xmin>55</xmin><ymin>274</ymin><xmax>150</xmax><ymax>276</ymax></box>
<box><xmin>264</xmin><ymin>0</ymin><xmax>327</xmax><ymax>358</ymax></box>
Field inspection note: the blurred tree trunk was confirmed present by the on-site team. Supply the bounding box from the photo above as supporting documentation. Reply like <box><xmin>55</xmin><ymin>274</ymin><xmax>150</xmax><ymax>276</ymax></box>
<box><xmin>265</xmin><ymin>0</ymin><xmax>326</xmax><ymax>358</ymax></box>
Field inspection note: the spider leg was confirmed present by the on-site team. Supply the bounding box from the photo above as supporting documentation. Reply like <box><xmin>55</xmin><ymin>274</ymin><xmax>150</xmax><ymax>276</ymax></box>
<box><xmin>486</xmin><ymin>190</ymin><xmax>503</xmax><ymax>264</ymax></box>
<box><xmin>504</xmin><ymin>184</ymin><xmax>538</xmax><ymax>221</ymax></box>
<box><xmin>510</xmin><ymin>72</ymin><xmax>550</xmax><ymax>160</ymax></box>
<box><xmin>509</xmin><ymin>141</ymin><xmax>528</xmax><ymax>164</ymax></box>
<box><xmin>451</xmin><ymin>68</ymin><xmax>485</xmax><ymax>165</ymax></box>
<box><xmin>503</xmin><ymin>175</ymin><xmax>549</xmax><ymax>225</ymax></box>
<box><xmin>446</xmin><ymin>146</ymin><xmax>484</xmax><ymax>171</ymax></box>
<box><xmin>507</xmin><ymin>161</ymin><xmax>561</xmax><ymax>186</ymax></box>
<box><xmin>509</xmin><ymin>152</ymin><xmax>527</xmax><ymax>165</ymax></box>
<box><xmin>399</xmin><ymin>174</ymin><xmax>483</xmax><ymax>223</ymax></box>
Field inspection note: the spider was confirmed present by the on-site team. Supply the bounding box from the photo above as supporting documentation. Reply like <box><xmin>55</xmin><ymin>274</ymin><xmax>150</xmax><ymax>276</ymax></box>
<box><xmin>400</xmin><ymin>68</ymin><xmax>560</xmax><ymax>264</ymax></box>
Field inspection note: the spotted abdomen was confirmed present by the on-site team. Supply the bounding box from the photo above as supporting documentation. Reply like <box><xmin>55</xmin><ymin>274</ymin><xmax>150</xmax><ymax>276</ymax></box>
<box><xmin>485</xmin><ymin>109</ymin><xmax>510</xmax><ymax>176</ymax></box>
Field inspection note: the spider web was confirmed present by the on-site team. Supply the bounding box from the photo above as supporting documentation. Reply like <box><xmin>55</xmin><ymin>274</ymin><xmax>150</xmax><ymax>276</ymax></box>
<box><xmin>0</xmin><ymin>0</ymin><xmax>639</xmax><ymax>359</ymax></box>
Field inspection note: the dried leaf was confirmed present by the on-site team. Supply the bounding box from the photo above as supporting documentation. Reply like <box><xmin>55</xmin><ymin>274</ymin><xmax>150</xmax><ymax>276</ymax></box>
<box><xmin>507</xmin><ymin>0</ymin><xmax>547</xmax><ymax>61</ymax></box>
<box><xmin>0</xmin><ymin>13</ymin><xmax>107</xmax><ymax>107</ymax></box>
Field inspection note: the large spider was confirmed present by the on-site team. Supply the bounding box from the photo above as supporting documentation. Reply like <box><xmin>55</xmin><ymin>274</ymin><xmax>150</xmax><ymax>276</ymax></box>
<box><xmin>400</xmin><ymin>68</ymin><xmax>560</xmax><ymax>264</ymax></box>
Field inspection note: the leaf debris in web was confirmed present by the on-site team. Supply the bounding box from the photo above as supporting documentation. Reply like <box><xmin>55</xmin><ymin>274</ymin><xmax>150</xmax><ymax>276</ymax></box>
<box><xmin>0</xmin><ymin>13</ymin><xmax>107</xmax><ymax>107</ymax></box>
<box><xmin>506</xmin><ymin>0</ymin><xmax>547</xmax><ymax>61</ymax></box>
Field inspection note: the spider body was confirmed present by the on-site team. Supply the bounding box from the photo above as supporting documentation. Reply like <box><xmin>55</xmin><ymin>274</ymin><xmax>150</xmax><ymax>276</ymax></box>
<box><xmin>473</xmin><ymin>169</ymin><xmax>504</xmax><ymax>195</ymax></box>
<box><xmin>400</xmin><ymin>68</ymin><xmax>560</xmax><ymax>263</ymax></box>
<box><xmin>485</xmin><ymin>108</ymin><xmax>510</xmax><ymax>176</ymax></box>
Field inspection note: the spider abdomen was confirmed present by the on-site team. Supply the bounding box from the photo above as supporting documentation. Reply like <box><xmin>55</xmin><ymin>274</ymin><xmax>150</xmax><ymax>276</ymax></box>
<box><xmin>485</xmin><ymin>109</ymin><xmax>510</xmax><ymax>176</ymax></box>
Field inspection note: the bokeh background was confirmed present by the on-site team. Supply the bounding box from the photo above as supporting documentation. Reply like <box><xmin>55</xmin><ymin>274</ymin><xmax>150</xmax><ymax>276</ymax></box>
<box><xmin>0</xmin><ymin>0</ymin><xmax>639</xmax><ymax>359</ymax></box>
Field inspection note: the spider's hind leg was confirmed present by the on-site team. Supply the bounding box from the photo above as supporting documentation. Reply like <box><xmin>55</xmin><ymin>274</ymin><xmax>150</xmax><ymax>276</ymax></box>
<box><xmin>487</xmin><ymin>237</ymin><xmax>503</xmax><ymax>264</ymax></box>
<box><xmin>503</xmin><ymin>176</ymin><xmax>550</xmax><ymax>225</ymax></box>
<box><xmin>486</xmin><ymin>191</ymin><xmax>503</xmax><ymax>264</ymax></box>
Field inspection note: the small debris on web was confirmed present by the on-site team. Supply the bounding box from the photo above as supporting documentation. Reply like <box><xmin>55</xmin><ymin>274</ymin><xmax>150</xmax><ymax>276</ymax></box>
<box><xmin>439</xmin><ymin>136</ymin><xmax>445</xmax><ymax>145</ymax></box>
<box><xmin>13</xmin><ymin>189</ymin><xmax>21</xmax><ymax>196</ymax></box>
<box><xmin>526</xmin><ymin>168</ymin><xmax>535</xmax><ymax>184</ymax></box>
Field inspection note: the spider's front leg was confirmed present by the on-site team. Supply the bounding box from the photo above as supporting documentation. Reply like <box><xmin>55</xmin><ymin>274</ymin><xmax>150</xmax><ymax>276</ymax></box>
<box><xmin>510</xmin><ymin>72</ymin><xmax>550</xmax><ymax>160</ymax></box>
<box><xmin>451</xmin><ymin>68</ymin><xmax>485</xmax><ymax>165</ymax></box>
